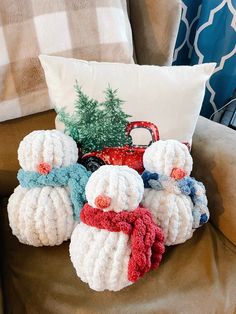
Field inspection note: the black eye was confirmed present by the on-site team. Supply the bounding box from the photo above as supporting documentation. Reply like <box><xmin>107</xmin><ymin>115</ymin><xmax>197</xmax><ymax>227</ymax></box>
<box><xmin>199</xmin><ymin>213</ymin><xmax>208</xmax><ymax>225</ymax></box>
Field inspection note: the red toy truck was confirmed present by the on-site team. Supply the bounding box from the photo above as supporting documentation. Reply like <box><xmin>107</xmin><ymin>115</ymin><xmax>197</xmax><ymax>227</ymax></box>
<box><xmin>80</xmin><ymin>121</ymin><xmax>160</xmax><ymax>173</ymax></box>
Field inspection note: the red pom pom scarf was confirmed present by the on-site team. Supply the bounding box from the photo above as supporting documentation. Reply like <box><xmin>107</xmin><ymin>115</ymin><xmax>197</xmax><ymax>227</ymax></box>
<box><xmin>80</xmin><ymin>204</ymin><xmax>165</xmax><ymax>282</ymax></box>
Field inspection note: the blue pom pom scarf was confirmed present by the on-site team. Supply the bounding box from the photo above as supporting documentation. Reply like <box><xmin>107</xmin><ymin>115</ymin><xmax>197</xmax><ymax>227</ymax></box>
<box><xmin>141</xmin><ymin>170</ymin><xmax>209</xmax><ymax>228</ymax></box>
<box><xmin>17</xmin><ymin>164</ymin><xmax>91</xmax><ymax>220</ymax></box>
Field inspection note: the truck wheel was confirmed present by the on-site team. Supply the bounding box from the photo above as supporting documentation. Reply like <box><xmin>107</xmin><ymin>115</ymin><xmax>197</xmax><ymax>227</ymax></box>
<box><xmin>81</xmin><ymin>157</ymin><xmax>105</xmax><ymax>172</ymax></box>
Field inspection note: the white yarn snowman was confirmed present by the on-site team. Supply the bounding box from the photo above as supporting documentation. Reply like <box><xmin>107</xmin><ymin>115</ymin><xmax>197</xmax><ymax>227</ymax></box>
<box><xmin>141</xmin><ymin>140</ymin><xmax>209</xmax><ymax>246</ymax></box>
<box><xmin>7</xmin><ymin>130</ymin><xmax>85</xmax><ymax>247</ymax></box>
<box><xmin>70</xmin><ymin>165</ymin><xmax>165</xmax><ymax>292</ymax></box>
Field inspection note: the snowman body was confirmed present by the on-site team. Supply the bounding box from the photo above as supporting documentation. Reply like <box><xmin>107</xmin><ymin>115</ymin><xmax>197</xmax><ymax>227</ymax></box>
<box><xmin>8</xmin><ymin>185</ymin><xmax>76</xmax><ymax>246</ymax></box>
<box><xmin>143</xmin><ymin>189</ymin><xmax>193</xmax><ymax>245</ymax></box>
<box><xmin>141</xmin><ymin>140</ymin><xmax>196</xmax><ymax>246</ymax></box>
<box><xmin>70</xmin><ymin>223</ymin><xmax>131</xmax><ymax>291</ymax></box>
<box><xmin>7</xmin><ymin>130</ymin><xmax>80</xmax><ymax>246</ymax></box>
<box><xmin>70</xmin><ymin>165</ymin><xmax>164</xmax><ymax>292</ymax></box>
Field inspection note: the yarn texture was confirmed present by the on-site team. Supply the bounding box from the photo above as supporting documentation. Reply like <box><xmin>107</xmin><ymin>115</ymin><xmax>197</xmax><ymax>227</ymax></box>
<box><xmin>8</xmin><ymin>185</ymin><xmax>77</xmax><ymax>246</ymax></box>
<box><xmin>18</xmin><ymin>164</ymin><xmax>90</xmax><ymax>219</ymax></box>
<box><xmin>143</xmin><ymin>140</ymin><xmax>193</xmax><ymax>177</ymax></box>
<box><xmin>80</xmin><ymin>204</ymin><xmax>165</xmax><ymax>282</ymax></box>
<box><xmin>18</xmin><ymin>129</ymin><xmax>78</xmax><ymax>171</ymax></box>
<box><xmin>142</xmin><ymin>140</ymin><xmax>209</xmax><ymax>246</ymax></box>
<box><xmin>142</xmin><ymin>170</ymin><xmax>209</xmax><ymax>228</ymax></box>
<box><xmin>85</xmin><ymin>165</ymin><xmax>144</xmax><ymax>212</ymax></box>
<box><xmin>69</xmin><ymin>165</ymin><xmax>165</xmax><ymax>291</ymax></box>
<box><xmin>8</xmin><ymin>130</ymin><xmax>89</xmax><ymax>247</ymax></box>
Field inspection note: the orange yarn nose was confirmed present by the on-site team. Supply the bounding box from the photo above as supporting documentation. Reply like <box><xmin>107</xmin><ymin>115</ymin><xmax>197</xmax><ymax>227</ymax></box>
<box><xmin>37</xmin><ymin>162</ymin><xmax>51</xmax><ymax>175</ymax></box>
<box><xmin>170</xmin><ymin>167</ymin><xmax>187</xmax><ymax>180</ymax></box>
<box><xmin>95</xmin><ymin>195</ymin><xmax>111</xmax><ymax>209</ymax></box>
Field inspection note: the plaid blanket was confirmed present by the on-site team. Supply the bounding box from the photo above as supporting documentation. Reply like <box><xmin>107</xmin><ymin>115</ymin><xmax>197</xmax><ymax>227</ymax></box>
<box><xmin>0</xmin><ymin>0</ymin><xmax>133</xmax><ymax>122</ymax></box>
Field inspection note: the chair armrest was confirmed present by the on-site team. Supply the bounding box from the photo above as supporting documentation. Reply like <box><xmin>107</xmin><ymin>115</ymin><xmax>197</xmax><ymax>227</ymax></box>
<box><xmin>192</xmin><ymin>116</ymin><xmax>236</xmax><ymax>245</ymax></box>
<box><xmin>0</xmin><ymin>111</ymin><xmax>56</xmax><ymax>197</ymax></box>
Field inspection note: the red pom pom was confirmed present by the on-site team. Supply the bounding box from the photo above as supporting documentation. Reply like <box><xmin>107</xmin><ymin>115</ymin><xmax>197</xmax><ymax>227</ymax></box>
<box><xmin>94</xmin><ymin>194</ymin><xmax>111</xmax><ymax>209</ymax></box>
<box><xmin>170</xmin><ymin>167</ymin><xmax>187</xmax><ymax>180</ymax></box>
<box><xmin>37</xmin><ymin>162</ymin><xmax>51</xmax><ymax>175</ymax></box>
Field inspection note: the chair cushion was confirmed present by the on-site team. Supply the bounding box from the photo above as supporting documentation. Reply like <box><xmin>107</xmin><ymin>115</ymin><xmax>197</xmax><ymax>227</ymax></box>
<box><xmin>129</xmin><ymin>0</ymin><xmax>181</xmax><ymax>66</ymax></box>
<box><xmin>1</xmin><ymin>197</ymin><xmax>235</xmax><ymax>314</ymax></box>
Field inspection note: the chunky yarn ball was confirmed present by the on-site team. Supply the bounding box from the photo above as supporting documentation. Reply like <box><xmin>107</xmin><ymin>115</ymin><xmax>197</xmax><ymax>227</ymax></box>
<box><xmin>70</xmin><ymin>166</ymin><xmax>164</xmax><ymax>291</ymax></box>
<box><xmin>142</xmin><ymin>139</ymin><xmax>208</xmax><ymax>246</ymax></box>
<box><xmin>85</xmin><ymin>165</ymin><xmax>144</xmax><ymax>212</ymax></box>
<box><xmin>70</xmin><ymin>221</ymin><xmax>132</xmax><ymax>291</ymax></box>
<box><xmin>142</xmin><ymin>189</ymin><xmax>193</xmax><ymax>245</ymax></box>
<box><xmin>143</xmin><ymin>140</ymin><xmax>192</xmax><ymax>177</ymax></box>
<box><xmin>8</xmin><ymin>130</ymin><xmax>79</xmax><ymax>246</ymax></box>
<box><xmin>18</xmin><ymin>129</ymin><xmax>78</xmax><ymax>171</ymax></box>
<box><xmin>8</xmin><ymin>185</ymin><xmax>77</xmax><ymax>246</ymax></box>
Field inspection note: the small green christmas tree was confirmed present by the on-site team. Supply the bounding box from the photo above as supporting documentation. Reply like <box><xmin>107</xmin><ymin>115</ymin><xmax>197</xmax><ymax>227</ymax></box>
<box><xmin>57</xmin><ymin>83</ymin><xmax>131</xmax><ymax>154</ymax></box>
<box><xmin>56</xmin><ymin>107</ymin><xmax>80</xmax><ymax>143</ymax></box>
<box><xmin>73</xmin><ymin>84</ymin><xmax>102</xmax><ymax>152</ymax></box>
<box><xmin>102</xmin><ymin>86</ymin><xmax>132</xmax><ymax>148</ymax></box>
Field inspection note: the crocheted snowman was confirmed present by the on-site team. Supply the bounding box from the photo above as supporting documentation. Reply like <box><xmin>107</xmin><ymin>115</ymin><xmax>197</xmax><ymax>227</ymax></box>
<box><xmin>7</xmin><ymin>130</ymin><xmax>90</xmax><ymax>247</ymax></box>
<box><xmin>70</xmin><ymin>165</ymin><xmax>165</xmax><ymax>291</ymax></box>
<box><xmin>141</xmin><ymin>140</ymin><xmax>209</xmax><ymax>246</ymax></box>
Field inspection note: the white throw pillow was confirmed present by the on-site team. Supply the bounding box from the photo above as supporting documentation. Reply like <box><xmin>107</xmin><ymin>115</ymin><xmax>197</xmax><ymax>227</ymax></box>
<box><xmin>39</xmin><ymin>55</ymin><xmax>215</xmax><ymax>144</ymax></box>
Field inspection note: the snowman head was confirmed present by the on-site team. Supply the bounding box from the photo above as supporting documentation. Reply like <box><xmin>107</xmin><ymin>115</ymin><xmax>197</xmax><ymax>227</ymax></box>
<box><xmin>18</xmin><ymin>130</ymin><xmax>78</xmax><ymax>172</ymax></box>
<box><xmin>143</xmin><ymin>140</ymin><xmax>192</xmax><ymax>178</ymax></box>
<box><xmin>85</xmin><ymin>165</ymin><xmax>144</xmax><ymax>212</ymax></box>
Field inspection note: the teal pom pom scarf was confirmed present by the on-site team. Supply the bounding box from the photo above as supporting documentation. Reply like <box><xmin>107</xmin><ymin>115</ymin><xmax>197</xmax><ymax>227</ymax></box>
<box><xmin>17</xmin><ymin>164</ymin><xmax>91</xmax><ymax>220</ymax></box>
